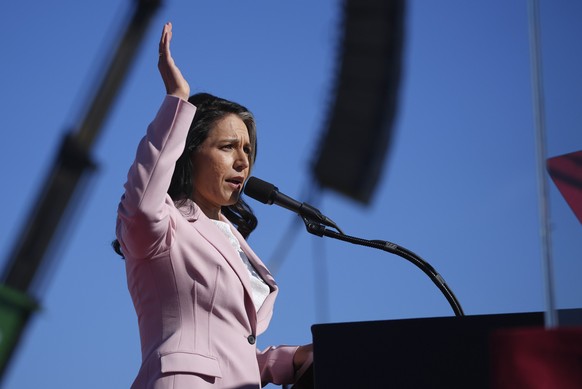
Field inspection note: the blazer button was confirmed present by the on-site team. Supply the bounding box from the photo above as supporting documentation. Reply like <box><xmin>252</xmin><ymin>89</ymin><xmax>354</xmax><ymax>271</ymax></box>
<box><xmin>247</xmin><ymin>335</ymin><xmax>256</xmax><ymax>345</ymax></box>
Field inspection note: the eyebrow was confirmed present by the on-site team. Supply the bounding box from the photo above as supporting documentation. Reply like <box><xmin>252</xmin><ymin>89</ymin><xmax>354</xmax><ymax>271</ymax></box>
<box><xmin>221</xmin><ymin>137</ymin><xmax>242</xmax><ymax>142</ymax></box>
<box><xmin>220</xmin><ymin>137</ymin><xmax>251</xmax><ymax>146</ymax></box>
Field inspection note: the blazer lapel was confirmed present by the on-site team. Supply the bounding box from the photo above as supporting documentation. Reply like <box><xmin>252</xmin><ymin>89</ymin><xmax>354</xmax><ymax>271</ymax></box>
<box><xmin>229</xmin><ymin>223</ymin><xmax>279</xmax><ymax>334</ymax></box>
<box><xmin>178</xmin><ymin>200</ymin><xmax>258</xmax><ymax>327</ymax></box>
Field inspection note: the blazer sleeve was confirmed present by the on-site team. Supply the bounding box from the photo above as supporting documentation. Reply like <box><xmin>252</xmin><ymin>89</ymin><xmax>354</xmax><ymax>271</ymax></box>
<box><xmin>116</xmin><ymin>95</ymin><xmax>196</xmax><ymax>259</ymax></box>
<box><xmin>257</xmin><ymin>345</ymin><xmax>300</xmax><ymax>386</ymax></box>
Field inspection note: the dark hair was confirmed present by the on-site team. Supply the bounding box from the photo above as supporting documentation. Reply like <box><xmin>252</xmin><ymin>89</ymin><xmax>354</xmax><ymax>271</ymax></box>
<box><xmin>112</xmin><ymin>93</ymin><xmax>258</xmax><ymax>257</ymax></box>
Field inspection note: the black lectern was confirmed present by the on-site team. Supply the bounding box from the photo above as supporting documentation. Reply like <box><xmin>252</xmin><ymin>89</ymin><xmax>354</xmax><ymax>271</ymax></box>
<box><xmin>293</xmin><ymin>311</ymin><xmax>560</xmax><ymax>389</ymax></box>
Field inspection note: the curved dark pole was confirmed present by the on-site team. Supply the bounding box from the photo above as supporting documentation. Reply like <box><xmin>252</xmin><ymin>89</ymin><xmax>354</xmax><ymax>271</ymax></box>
<box><xmin>303</xmin><ymin>219</ymin><xmax>465</xmax><ymax>317</ymax></box>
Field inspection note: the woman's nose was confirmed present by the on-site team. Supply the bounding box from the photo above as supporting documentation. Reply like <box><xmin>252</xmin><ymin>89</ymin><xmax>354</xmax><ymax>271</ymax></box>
<box><xmin>235</xmin><ymin>150</ymin><xmax>249</xmax><ymax>171</ymax></box>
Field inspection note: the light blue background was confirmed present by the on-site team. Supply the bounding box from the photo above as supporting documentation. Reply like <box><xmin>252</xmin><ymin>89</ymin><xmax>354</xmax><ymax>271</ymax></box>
<box><xmin>1</xmin><ymin>1</ymin><xmax>581</xmax><ymax>388</ymax></box>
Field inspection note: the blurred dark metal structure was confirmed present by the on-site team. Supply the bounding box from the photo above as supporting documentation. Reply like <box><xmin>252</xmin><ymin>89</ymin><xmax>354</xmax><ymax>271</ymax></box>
<box><xmin>312</xmin><ymin>0</ymin><xmax>406</xmax><ymax>204</ymax></box>
<box><xmin>0</xmin><ymin>0</ymin><xmax>162</xmax><ymax>379</ymax></box>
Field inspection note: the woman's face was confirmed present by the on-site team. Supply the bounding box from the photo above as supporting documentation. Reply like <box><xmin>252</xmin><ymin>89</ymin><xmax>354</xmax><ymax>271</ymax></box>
<box><xmin>190</xmin><ymin>113</ymin><xmax>252</xmax><ymax>219</ymax></box>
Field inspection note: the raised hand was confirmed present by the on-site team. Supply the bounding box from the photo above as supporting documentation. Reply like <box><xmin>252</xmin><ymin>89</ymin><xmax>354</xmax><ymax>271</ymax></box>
<box><xmin>158</xmin><ymin>22</ymin><xmax>190</xmax><ymax>101</ymax></box>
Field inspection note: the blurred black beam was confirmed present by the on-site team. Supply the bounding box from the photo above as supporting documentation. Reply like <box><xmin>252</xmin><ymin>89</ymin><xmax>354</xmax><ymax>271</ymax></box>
<box><xmin>0</xmin><ymin>0</ymin><xmax>162</xmax><ymax>379</ymax></box>
<box><xmin>1</xmin><ymin>133</ymin><xmax>95</xmax><ymax>295</ymax></box>
<box><xmin>312</xmin><ymin>0</ymin><xmax>405</xmax><ymax>204</ymax></box>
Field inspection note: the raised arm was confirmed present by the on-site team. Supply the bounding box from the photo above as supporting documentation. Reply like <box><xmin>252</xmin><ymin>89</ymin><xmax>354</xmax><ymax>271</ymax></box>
<box><xmin>116</xmin><ymin>23</ymin><xmax>196</xmax><ymax>259</ymax></box>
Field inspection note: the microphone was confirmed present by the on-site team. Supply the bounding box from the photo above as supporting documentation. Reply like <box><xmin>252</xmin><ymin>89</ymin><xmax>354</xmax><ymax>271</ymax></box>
<box><xmin>243</xmin><ymin>177</ymin><xmax>343</xmax><ymax>233</ymax></box>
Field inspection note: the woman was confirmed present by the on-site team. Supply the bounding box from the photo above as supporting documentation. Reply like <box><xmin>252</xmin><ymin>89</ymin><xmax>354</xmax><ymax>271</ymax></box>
<box><xmin>114</xmin><ymin>22</ymin><xmax>312</xmax><ymax>388</ymax></box>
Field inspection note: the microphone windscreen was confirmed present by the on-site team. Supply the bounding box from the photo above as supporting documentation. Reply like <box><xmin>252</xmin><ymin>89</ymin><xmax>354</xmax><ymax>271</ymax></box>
<box><xmin>244</xmin><ymin>177</ymin><xmax>277</xmax><ymax>204</ymax></box>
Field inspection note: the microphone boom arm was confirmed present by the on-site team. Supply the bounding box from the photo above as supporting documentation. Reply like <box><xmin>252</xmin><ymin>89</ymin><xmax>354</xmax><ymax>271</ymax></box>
<box><xmin>302</xmin><ymin>217</ymin><xmax>465</xmax><ymax>317</ymax></box>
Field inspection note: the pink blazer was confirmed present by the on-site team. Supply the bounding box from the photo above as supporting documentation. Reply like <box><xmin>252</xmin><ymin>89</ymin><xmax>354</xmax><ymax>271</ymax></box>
<box><xmin>116</xmin><ymin>96</ymin><xmax>298</xmax><ymax>388</ymax></box>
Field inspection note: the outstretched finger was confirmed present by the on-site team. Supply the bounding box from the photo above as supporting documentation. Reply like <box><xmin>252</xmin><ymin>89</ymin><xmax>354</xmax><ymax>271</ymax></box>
<box><xmin>156</xmin><ymin>22</ymin><xmax>190</xmax><ymax>100</ymax></box>
<box><xmin>158</xmin><ymin>22</ymin><xmax>172</xmax><ymax>59</ymax></box>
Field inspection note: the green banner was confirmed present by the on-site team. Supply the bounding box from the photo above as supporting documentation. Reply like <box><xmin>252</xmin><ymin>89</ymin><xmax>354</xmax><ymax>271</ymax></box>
<box><xmin>0</xmin><ymin>285</ymin><xmax>38</xmax><ymax>371</ymax></box>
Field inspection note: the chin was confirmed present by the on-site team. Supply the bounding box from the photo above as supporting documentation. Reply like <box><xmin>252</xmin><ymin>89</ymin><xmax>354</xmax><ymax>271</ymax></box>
<box><xmin>226</xmin><ymin>193</ymin><xmax>241</xmax><ymax>205</ymax></box>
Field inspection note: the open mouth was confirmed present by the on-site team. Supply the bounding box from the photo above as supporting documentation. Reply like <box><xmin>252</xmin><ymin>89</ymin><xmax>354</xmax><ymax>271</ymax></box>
<box><xmin>226</xmin><ymin>177</ymin><xmax>244</xmax><ymax>189</ymax></box>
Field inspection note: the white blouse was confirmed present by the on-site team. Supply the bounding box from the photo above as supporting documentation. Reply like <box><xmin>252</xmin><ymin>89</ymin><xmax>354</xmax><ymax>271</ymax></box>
<box><xmin>211</xmin><ymin>220</ymin><xmax>271</xmax><ymax>311</ymax></box>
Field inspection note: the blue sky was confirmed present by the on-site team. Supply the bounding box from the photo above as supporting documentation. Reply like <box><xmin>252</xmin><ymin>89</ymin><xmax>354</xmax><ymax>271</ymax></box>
<box><xmin>1</xmin><ymin>1</ymin><xmax>581</xmax><ymax>388</ymax></box>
